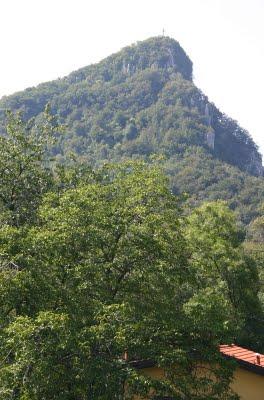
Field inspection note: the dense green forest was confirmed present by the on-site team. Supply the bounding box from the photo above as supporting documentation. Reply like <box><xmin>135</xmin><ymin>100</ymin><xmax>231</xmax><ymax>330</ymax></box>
<box><xmin>1</xmin><ymin>37</ymin><xmax>264</xmax><ymax>224</ymax></box>
<box><xmin>0</xmin><ymin>111</ymin><xmax>262</xmax><ymax>399</ymax></box>
<box><xmin>0</xmin><ymin>37</ymin><xmax>263</xmax><ymax>398</ymax></box>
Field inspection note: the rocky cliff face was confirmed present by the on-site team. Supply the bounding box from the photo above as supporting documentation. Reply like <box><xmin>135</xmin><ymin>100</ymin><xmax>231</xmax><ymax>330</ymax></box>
<box><xmin>181</xmin><ymin>87</ymin><xmax>262</xmax><ymax>176</ymax></box>
<box><xmin>248</xmin><ymin>151</ymin><xmax>263</xmax><ymax>176</ymax></box>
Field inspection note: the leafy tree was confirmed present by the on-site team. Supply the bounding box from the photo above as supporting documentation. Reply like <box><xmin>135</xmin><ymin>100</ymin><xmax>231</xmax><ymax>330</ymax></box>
<box><xmin>245</xmin><ymin>207</ymin><xmax>264</xmax><ymax>321</ymax></box>
<box><xmin>246</xmin><ymin>206</ymin><xmax>264</xmax><ymax>244</ymax></box>
<box><xmin>185</xmin><ymin>201</ymin><xmax>263</xmax><ymax>350</ymax></box>
<box><xmin>0</xmin><ymin>105</ymin><xmax>60</xmax><ymax>226</ymax></box>
<box><xmin>0</xmin><ymin>163</ymin><xmax>242</xmax><ymax>399</ymax></box>
<box><xmin>0</xmin><ymin>34</ymin><xmax>262</xmax><ymax>397</ymax></box>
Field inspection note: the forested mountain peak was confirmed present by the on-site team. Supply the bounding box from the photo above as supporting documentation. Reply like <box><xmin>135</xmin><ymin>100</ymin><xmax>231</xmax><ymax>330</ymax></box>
<box><xmin>66</xmin><ymin>36</ymin><xmax>193</xmax><ymax>84</ymax></box>
<box><xmin>0</xmin><ymin>36</ymin><xmax>264</xmax><ymax>223</ymax></box>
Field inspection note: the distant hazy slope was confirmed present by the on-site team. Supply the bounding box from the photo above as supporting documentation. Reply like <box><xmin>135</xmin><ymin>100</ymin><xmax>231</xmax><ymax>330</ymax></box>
<box><xmin>0</xmin><ymin>36</ymin><xmax>263</xmax><ymax>223</ymax></box>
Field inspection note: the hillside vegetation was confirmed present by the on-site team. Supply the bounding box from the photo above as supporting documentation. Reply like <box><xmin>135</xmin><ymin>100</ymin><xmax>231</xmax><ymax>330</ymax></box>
<box><xmin>0</xmin><ymin>36</ymin><xmax>263</xmax><ymax>223</ymax></box>
<box><xmin>0</xmin><ymin>112</ymin><xmax>262</xmax><ymax>397</ymax></box>
<box><xmin>0</xmin><ymin>37</ymin><xmax>263</xmax><ymax>399</ymax></box>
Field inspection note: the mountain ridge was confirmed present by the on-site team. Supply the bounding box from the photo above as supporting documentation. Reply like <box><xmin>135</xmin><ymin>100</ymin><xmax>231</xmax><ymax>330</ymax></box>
<box><xmin>0</xmin><ymin>36</ymin><xmax>263</xmax><ymax>223</ymax></box>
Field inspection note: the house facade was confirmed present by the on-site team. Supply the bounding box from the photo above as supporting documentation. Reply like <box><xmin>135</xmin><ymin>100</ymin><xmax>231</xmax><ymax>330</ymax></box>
<box><xmin>131</xmin><ymin>345</ymin><xmax>264</xmax><ymax>400</ymax></box>
<box><xmin>220</xmin><ymin>345</ymin><xmax>264</xmax><ymax>400</ymax></box>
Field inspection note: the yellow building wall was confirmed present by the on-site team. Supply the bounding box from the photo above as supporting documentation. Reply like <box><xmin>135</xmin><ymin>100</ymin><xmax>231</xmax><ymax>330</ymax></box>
<box><xmin>140</xmin><ymin>366</ymin><xmax>164</xmax><ymax>380</ymax></box>
<box><xmin>231</xmin><ymin>367</ymin><xmax>264</xmax><ymax>400</ymax></box>
<box><xmin>135</xmin><ymin>366</ymin><xmax>264</xmax><ymax>400</ymax></box>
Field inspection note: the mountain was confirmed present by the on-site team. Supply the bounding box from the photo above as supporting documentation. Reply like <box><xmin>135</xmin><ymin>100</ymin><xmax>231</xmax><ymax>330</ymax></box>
<box><xmin>0</xmin><ymin>36</ymin><xmax>264</xmax><ymax>224</ymax></box>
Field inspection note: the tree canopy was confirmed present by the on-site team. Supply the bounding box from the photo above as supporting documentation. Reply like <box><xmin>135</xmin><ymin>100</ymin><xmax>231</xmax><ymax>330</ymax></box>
<box><xmin>0</xmin><ymin>152</ymin><xmax>262</xmax><ymax>398</ymax></box>
<box><xmin>0</xmin><ymin>105</ymin><xmax>60</xmax><ymax>226</ymax></box>
<box><xmin>0</xmin><ymin>37</ymin><xmax>263</xmax><ymax>398</ymax></box>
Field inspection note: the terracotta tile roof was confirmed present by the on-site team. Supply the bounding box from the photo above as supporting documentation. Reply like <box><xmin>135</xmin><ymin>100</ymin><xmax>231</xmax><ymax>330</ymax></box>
<box><xmin>129</xmin><ymin>345</ymin><xmax>264</xmax><ymax>376</ymax></box>
<box><xmin>220</xmin><ymin>344</ymin><xmax>264</xmax><ymax>375</ymax></box>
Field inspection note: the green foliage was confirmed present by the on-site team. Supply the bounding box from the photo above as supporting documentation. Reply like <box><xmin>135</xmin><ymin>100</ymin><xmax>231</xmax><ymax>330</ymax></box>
<box><xmin>0</xmin><ymin>37</ymin><xmax>263</xmax><ymax>224</ymax></box>
<box><xmin>0</xmin><ymin>36</ymin><xmax>263</xmax><ymax>398</ymax></box>
<box><xmin>0</xmin><ymin>105</ymin><xmax>61</xmax><ymax>226</ymax></box>
<box><xmin>166</xmin><ymin>147</ymin><xmax>264</xmax><ymax>225</ymax></box>
<box><xmin>245</xmin><ymin>208</ymin><xmax>264</xmax><ymax>327</ymax></box>
<box><xmin>186</xmin><ymin>201</ymin><xmax>263</xmax><ymax>350</ymax></box>
<box><xmin>0</xmin><ymin>159</ymin><xmax>261</xmax><ymax>398</ymax></box>
<box><xmin>0</xmin><ymin>162</ymin><xmax>253</xmax><ymax>399</ymax></box>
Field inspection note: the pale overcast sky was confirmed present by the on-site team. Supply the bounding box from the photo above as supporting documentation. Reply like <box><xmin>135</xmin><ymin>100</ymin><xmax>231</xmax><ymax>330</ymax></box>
<box><xmin>1</xmin><ymin>0</ymin><xmax>264</xmax><ymax>154</ymax></box>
